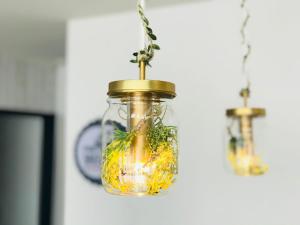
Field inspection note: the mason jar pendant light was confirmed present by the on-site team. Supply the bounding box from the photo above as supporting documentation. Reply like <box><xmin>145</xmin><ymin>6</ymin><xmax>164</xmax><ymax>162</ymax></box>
<box><xmin>101</xmin><ymin>1</ymin><xmax>178</xmax><ymax>196</ymax></box>
<box><xmin>225</xmin><ymin>0</ymin><xmax>268</xmax><ymax>176</ymax></box>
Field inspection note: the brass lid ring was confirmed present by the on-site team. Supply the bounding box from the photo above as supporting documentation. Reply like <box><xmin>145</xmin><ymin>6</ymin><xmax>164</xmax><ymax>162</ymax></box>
<box><xmin>108</xmin><ymin>80</ymin><xmax>176</xmax><ymax>98</ymax></box>
<box><xmin>226</xmin><ymin>107</ymin><xmax>266</xmax><ymax>117</ymax></box>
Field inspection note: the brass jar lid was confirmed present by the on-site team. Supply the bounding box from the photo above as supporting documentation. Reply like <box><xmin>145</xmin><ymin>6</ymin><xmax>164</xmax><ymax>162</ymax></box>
<box><xmin>108</xmin><ymin>80</ymin><xmax>176</xmax><ymax>98</ymax></box>
<box><xmin>226</xmin><ymin>107</ymin><xmax>266</xmax><ymax>117</ymax></box>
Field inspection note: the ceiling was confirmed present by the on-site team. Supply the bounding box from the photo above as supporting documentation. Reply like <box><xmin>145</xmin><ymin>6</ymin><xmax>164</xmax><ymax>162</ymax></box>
<box><xmin>0</xmin><ymin>0</ymin><xmax>201</xmax><ymax>60</ymax></box>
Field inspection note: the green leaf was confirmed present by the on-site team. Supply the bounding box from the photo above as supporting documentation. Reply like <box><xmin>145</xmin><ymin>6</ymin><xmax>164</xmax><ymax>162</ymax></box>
<box><xmin>114</xmin><ymin>129</ymin><xmax>129</xmax><ymax>140</ymax></box>
<box><xmin>149</xmin><ymin>33</ymin><xmax>157</xmax><ymax>40</ymax></box>
<box><xmin>146</xmin><ymin>27</ymin><xmax>153</xmax><ymax>34</ymax></box>
<box><xmin>229</xmin><ymin>137</ymin><xmax>238</xmax><ymax>153</ymax></box>
<box><xmin>140</xmin><ymin>50</ymin><xmax>146</xmax><ymax>54</ymax></box>
<box><xmin>151</xmin><ymin>44</ymin><xmax>160</xmax><ymax>50</ymax></box>
<box><xmin>133</xmin><ymin>52</ymin><xmax>138</xmax><ymax>56</ymax></box>
<box><xmin>130</xmin><ymin>59</ymin><xmax>138</xmax><ymax>63</ymax></box>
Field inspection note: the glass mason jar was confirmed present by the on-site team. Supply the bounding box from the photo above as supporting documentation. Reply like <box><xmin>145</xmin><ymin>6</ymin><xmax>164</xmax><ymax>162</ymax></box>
<box><xmin>101</xmin><ymin>80</ymin><xmax>178</xmax><ymax>196</ymax></box>
<box><xmin>225</xmin><ymin>107</ymin><xmax>268</xmax><ymax>176</ymax></box>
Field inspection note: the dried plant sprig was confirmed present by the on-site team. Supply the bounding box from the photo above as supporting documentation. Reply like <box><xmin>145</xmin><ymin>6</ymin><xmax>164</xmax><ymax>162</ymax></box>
<box><xmin>130</xmin><ymin>2</ymin><xmax>160</xmax><ymax>66</ymax></box>
<box><xmin>103</xmin><ymin>129</ymin><xmax>136</xmax><ymax>158</ymax></box>
<box><xmin>147</xmin><ymin>121</ymin><xmax>177</xmax><ymax>151</ymax></box>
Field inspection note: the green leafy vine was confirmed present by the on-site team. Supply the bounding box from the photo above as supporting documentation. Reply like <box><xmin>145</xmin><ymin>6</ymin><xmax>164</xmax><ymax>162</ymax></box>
<box><xmin>130</xmin><ymin>2</ymin><xmax>160</xmax><ymax>66</ymax></box>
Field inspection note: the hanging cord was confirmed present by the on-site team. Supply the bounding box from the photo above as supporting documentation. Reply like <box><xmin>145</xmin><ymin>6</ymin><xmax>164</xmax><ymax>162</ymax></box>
<box><xmin>227</xmin><ymin>0</ymin><xmax>253</xmax><ymax>136</ymax></box>
<box><xmin>130</xmin><ymin>0</ymin><xmax>160</xmax><ymax>67</ymax></box>
<box><xmin>240</xmin><ymin>0</ymin><xmax>251</xmax><ymax>89</ymax></box>
<box><xmin>139</xmin><ymin>0</ymin><xmax>146</xmax><ymax>48</ymax></box>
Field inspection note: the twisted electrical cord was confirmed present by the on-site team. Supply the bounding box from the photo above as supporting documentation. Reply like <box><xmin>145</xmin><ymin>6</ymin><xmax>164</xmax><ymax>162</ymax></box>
<box><xmin>240</xmin><ymin>0</ymin><xmax>251</xmax><ymax>88</ymax></box>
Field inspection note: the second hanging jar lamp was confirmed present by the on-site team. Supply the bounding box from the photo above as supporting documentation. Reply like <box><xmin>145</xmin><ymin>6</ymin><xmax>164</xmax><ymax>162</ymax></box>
<box><xmin>101</xmin><ymin>0</ymin><xmax>178</xmax><ymax>196</ymax></box>
<box><xmin>225</xmin><ymin>0</ymin><xmax>268</xmax><ymax>176</ymax></box>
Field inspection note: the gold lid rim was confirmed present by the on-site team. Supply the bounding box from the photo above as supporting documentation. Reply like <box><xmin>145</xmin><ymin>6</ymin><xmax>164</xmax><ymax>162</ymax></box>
<box><xmin>108</xmin><ymin>80</ymin><xmax>176</xmax><ymax>98</ymax></box>
<box><xmin>226</xmin><ymin>107</ymin><xmax>266</xmax><ymax>117</ymax></box>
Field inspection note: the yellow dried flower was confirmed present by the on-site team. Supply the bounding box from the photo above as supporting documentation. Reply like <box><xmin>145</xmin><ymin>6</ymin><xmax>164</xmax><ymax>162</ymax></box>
<box><xmin>227</xmin><ymin>148</ymin><xmax>268</xmax><ymax>176</ymax></box>
<box><xmin>102</xmin><ymin>140</ymin><xmax>177</xmax><ymax>195</ymax></box>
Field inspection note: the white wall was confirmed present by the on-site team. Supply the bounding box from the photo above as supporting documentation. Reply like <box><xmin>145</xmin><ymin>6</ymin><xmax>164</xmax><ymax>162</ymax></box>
<box><xmin>0</xmin><ymin>55</ymin><xmax>59</xmax><ymax>113</ymax></box>
<box><xmin>64</xmin><ymin>0</ymin><xmax>300</xmax><ymax>225</ymax></box>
